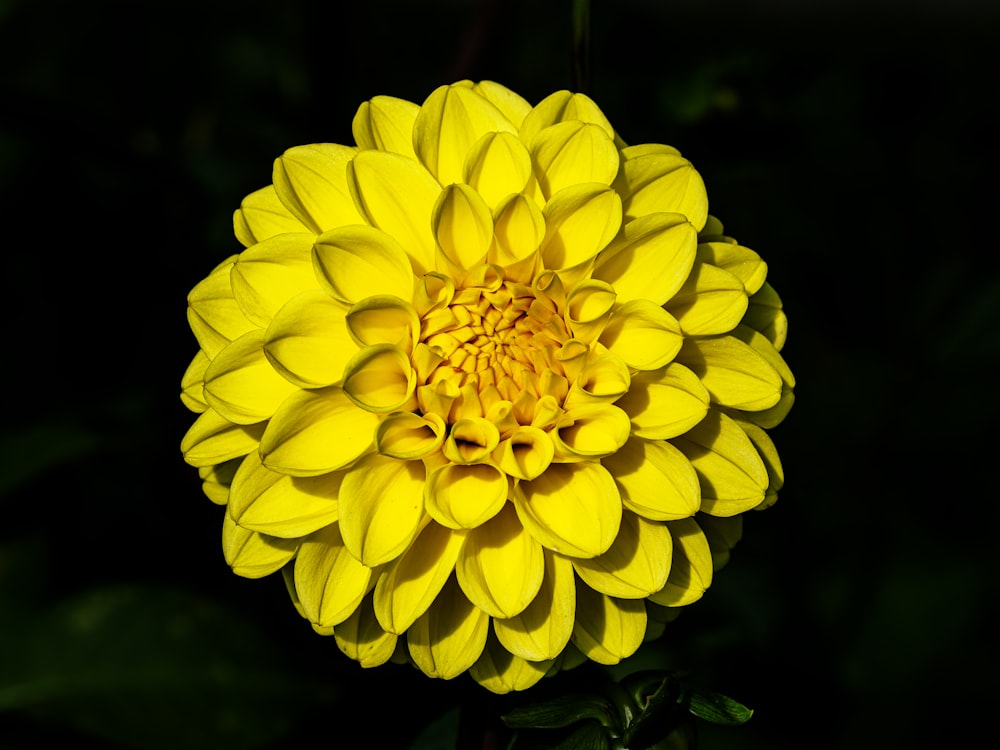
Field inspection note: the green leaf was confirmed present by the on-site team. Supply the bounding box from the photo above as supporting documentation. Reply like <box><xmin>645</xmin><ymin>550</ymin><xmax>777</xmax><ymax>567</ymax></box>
<box><xmin>685</xmin><ymin>688</ymin><xmax>753</xmax><ymax>726</ymax></box>
<box><xmin>622</xmin><ymin>676</ymin><xmax>684</xmax><ymax>749</ymax></box>
<box><xmin>503</xmin><ymin>694</ymin><xmax>616</xmax><ymax>731</ymax></box>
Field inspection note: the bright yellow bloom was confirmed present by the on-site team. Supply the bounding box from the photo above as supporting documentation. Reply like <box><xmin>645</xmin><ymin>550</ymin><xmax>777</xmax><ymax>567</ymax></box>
<box><xmin>181</xmin><ymin>81</ymin><xmax>794</xmax><ymax>693</ymax></box>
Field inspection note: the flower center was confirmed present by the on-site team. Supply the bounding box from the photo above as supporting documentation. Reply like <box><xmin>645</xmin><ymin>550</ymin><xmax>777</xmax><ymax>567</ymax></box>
<box><xmin>418</xmin><ymin>273</ymin><xmax>572</xmax><ymax>411</ymax></box>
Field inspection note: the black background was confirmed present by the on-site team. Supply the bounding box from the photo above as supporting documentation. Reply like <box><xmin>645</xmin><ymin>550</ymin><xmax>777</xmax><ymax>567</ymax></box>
<box><xmin>1</xmin><ymin>1</ymin><xmax>998</xmax><ymax>748</ymax></box>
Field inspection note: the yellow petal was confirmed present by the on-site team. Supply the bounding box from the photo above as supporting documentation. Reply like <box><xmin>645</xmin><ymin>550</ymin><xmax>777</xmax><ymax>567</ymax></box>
<box><xmin>671</xmin><ymin>411</ymin><xmax>768</xmax><ymax>517</ymax></box>
<box><xmin>345</xmin><ymin>296</ymin><xmax>420</xmax><ymax>351</ymax></box>
<box><xmin>552</xmin><ymin>403</ymin><xmax>631</xmax><ymax>460</ymax></box>
<box><xmin>615</xmin><ymin>362</ymin><xmax>710</xmax><ymax>439</ymax></box>
<box><xmin>665</xmin><ymin>261</ymin><xmax>748</xmax><ymax>336</ymax></box>
<box><xmin>697</xmin><ymin>241</ymin><xmax>767</xmax><ymax>296</ymax></box>
<box><xmin>407</xmin><ymin>576</ymin><xmax>490</xmax><ymax>680</ymax></box>
<box><xmin>347</xmin><ymin>150</ymin><xmax>440</xmax><ymax>275</ymax></box>
<box><xmin>199</xmin><ymin>459</ymin><xmax>239</xmax><ymax>505</ymax></box>
<box><xmin>520</xmin><ymin>90</ymin><xmax>616</xmax><ymax>144</ymax></box>
<box><xmin>678</xmin><ymin>335</ymin><xmax>782</xmax><ymax>412</ymax></box>
<box><xmin>272</xmin><ymin>143</ymin><xmax>362</xmax><ymax>233</ymax></box>
<box><xmin>456</xmin><ymin>503</ymin><xmax>544</xmax><ymax>618</ymax></box>
<box><xmin>573</xmin><ymin>511</ymin><xmax>672</xmax><ymax>598</ymax></box>
<box><xmin>540</xmin><ymin>184</ymin><xmax>622</xmax><ymax>271</ymax></box>
<box><xmin>294</xmin><ymin>523</ymin><xmax>373</xmax><ymax>627</ymax></box>
<box><xmin>473</xmin><ymin>80</ymin><xmax>532</xmax><ymax>129</ymax></box>
<box><xmin>432</xmin><ymin>183</ymin><xmax>494</xmax><ymax>269</ymax></box>
<box><xmin>313</xmin><ymin>224</ymin><xmax>416</xmax><ymax>304</ymax></box>
<box><xmin>565</xmin><ymin>279</ymin><xmax>616</xmax><ymax>344</ymax></box>
<box><xmin>592</xmin><ymin>213</ymin><xmax>697</xmax><ymax>306</ymax></box>
<box><xmin>342</xmin><ymin>344</ymin><xmax>416</xmax><ymax>413</ymax></box>
<box><xmin>333</xmin><ymin>594</ymin><xmax>398</xmax><ymax>668</ymax></box>
<box><xmin>259</xmin><ymin>386</ymin><xmax>378</xmax><ymax>476</ymax></box>
<box><xmin>494</xmin><ymin>426</ymin><xmax>554</xmax><ymax>481</ymax></box>
<box><xmin>352</xmin><ymin>95</ymin><xmax>419</xmax><ymax>158</ymax></box>
<box><xmin>181</xmin><ymin>409</ymin><xmax>264</xmax><ymax>468</ymax></box>
<box><xmin>615</xmin><ymin>147</ymin><xmax>708</xmax><ymax>231</ymax></box>
<box><xmin>602</xmin><ymin>437</ymin><xmax>701</xmax><ymax>521</ymax></box>
<box><xmin>233</xmin><ymin>184</ymin><xmax>307</xmax><ymax>247</ymax></box>
<box><xmin>187</xmin><ymin>256</ymin><xmax>256</xmax><ymax>357</ymax></box>
<box><xmin>743</xmin><ymin>282</ymin><xmax>788</xmax><ymax>351</ymax></box>
<box><xmin>697</xmin><ymin>513</ymin><xmax>743</xmax><ymax>572</ymax></box>
<box><xmin>221</xmin><ymin>512</ymin><xmax>297</xmax><ymax>579</ymax></box>
<box><xmin>464</xmin><ymin>131</ymin><xmax>533</xmax><ymax>208</ymax></box>
<box><xmin>648</xmin><ymin>518</ymin><xmax>713</xmax><ymax>607</ymax></box>
<box><xmin>338</xmin><ymin>454</ymin><xmax>425</xmax><ymax>566</ymax></box>
<box><xmin>441</xmin><ymin>417</ymin><xmax>500</xmax><ymax>465</ymax></box>
<box><xmin>470</xmin><ymin>635</ymin><xmax>553</xmax><ymax>694</ymax></box>
<box><xmin>203</xmin><ymin>329</ymin><xmax>297</xmax><ymax>424</ymax></box>
<box><xmin>563</xmin><ymin>347</ymin><xmax>631</xmax><ymax>409</ymax></box>
<box><xmin>413</xmin><ymin>83</ymin><xmax>517</xmax><ymax>185</ymax></box>
<box><xmin>373</xmin><ymin>520</ymin><xmax>466</xmax><ymax>634</ymax></box>
<box><xmin>375</xmin><ymin>411</ymin><xmax>446</xmax><ymax>460</ymax></box>
<box><xmin>180</xmin><ymin>350</ymin><xmax>209</xmax><ymax>413</ymax></box>
<box><xmin>228</xmin><ymin>451</ymin><xmax>341</xmax><ymax>538</ymax></box>
<box><xmin>263</xmin><ymin>290</ymin><xmax>357</xmax><ymax>389</ymax></box>
<box><xmin>599</xmin><ymin>300</ymin><xmax>683</xmax><ymax>371</ymax></box>
<box><xmin>514</xmin><ymin>462</ymin><xmax>622</xmax><ymax>558</ymax></box>
<box><xmin>230</xmin><ymin>232</ymin><xmax>319</xmax><ymax>328</ymax></box>
<box><xmin>494</xmin><ymin>550</ymin><xmax>575</xmax><ymax>661</ymax></box>
<box><xmin>424</xmin><ymin>463</ymin><xmax>508</xmax><ymax>529</ymax></box>
<box><xmin>572</xmin><ymin>584</ymin><xmax>646</xmax><ymax>665</ymax></box>
<box><xmin>530</xmin><ymin>121</ymin><xmax>620</xmax><ymax>198</ymax></box>
<box><xmin>491</xmin><ymin>192</ymin><xmax>545</xmax><ymax>279</ymax></box>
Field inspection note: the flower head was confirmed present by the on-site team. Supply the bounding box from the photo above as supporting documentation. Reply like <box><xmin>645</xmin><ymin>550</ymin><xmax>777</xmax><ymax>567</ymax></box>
<box><xmin>181</xmin><ymin>81</ymin><xmax>794</xmax><ymax>693</ymax></box>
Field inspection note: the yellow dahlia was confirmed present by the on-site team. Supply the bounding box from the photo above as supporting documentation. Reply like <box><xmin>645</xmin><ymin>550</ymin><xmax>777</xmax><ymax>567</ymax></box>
<box><xmin>180</xmin><ymin>81</ymin><xmax>793</xmax><ymax>693</ymax></box>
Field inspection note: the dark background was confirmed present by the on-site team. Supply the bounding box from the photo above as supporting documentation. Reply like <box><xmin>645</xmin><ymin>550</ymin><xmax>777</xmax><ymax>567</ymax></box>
<box><xmin>1</xmin><ymin>0</ymin><xmax>997</xmax><ymax>748</ymax></box>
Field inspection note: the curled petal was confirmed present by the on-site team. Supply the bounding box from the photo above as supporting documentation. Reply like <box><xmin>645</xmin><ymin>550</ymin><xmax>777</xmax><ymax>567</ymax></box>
<box><xmin>456</xmin><ymin>503</ymin><xmax>544</xmax><ymax>618</ymax></box>
<box><xmin>492</xmin><ymin>192</ymin><xmax>545</xmax><ymax>271</ymax></box>
<box><xmin>592</xmin><ymin>212</ymin><xmax>696</xmax><ymax>306</ymax></box>
<box><xmin>615</xmin><ymin>146</ymin><xmax>708</xmax><ymax>231</ymax></box>
<box><xmin>334</xmin><ymin>594</ymin><xmax>398</xmax><ymax>668</ymax></box>
<box><xmin>203</xmin><ymin>329</ymin><xmax>297</xmax><ymax>424</ymax></box>
<box><xmin>514</xmin><ymin>462</ymin><xmax>622</xmax><ymax>558</ymax></box>
<box><xmin>374</xmin><ymin>520</ymin><xmax>466</xmax><ymax>634</ymax></box>
<box><xmin>234</xmin><ymin>184</ymin><xmax>306</xmax><ymax>247</ymax></box>
<box><xmin>424</xmin><ymin>463</ymin><xmax>508</xmax><ymax>529</ymax></box>
<box><xmin>602</xmin><ymin>437</ymin><xmax>701</xmax><ymax>521</ymax></box>
<box><xmin>672</xmin><ymin>411</ymin><xmax>768</xmax><ymax>517</ymax></box>
<box><xmin>552</xmin><ymin>404</ymin><xmax>631</xmax><ymax>461</ymax></box>
<box><xmin>573</xmin><ymin>511</ymin><xmax>672</xmax><ymax>598</ymax></box>
<box><xmin>615</xmin><ymin>362</ymin><xmax>710</xmax><ymax>440</ymax></box>
<box><xmin>665</xmin><ymin>261</ymin><xmax>748</xmax><ymax>336</ymax></box>
<box><xmin>228</xmin><ymin>451</ymin><xmax>341</xmax><ymax>538</ymax></box>
<box><xmin>259</xmin><ymin>386</ymin><xmax>378</xmax><ymax>476</ymax></box>
<box><xmin>464</xmin><ymin>131</ymin><xmax>533</xmax><ymax>207</ymax></box>
<box><xmin>565</xmin><ymin>280</ymin><xmax>616</xmax><ymax>344</ymax></box>
<box><xmin>345</xmin><ymin>296</ymin><xmax>420</xmax><ymax>351</ymax></box>
<box><xmin>599</xmin><ymin>300</ymin><xmax>683</xmax><ymax>371</ymax></box>
<box><xmin>495</xmin><ymin>426</ymin><xmax>554</xmax><ymax>480</ymax></box>
<box><xmin>272</xmin><ymin>143</ymin><xmax>362</xmax><ymax>233</ymax></box>
<box><xmin>442</xmin><ymin>417</ymin><xmax>500</xmax><ymax>464</ymax></box>
<box><xmin>180</xmin><ymin>350</ymin><xmax>209</xmax><ymax>413</ymax></box>
<box><xmin>572</xmin><ymin>584</ymin><xmax>647</xmax><ymax>665</ymax></box>
<box><xmin>347</xmin><ymin>150</ymin><xmax>439</xmax><ymax>275</ymax></box>
<box><xmin>520</xmin><ymin>90</ymin><xmax>616</xmax><ymax>144</ymax></box>
<box><xmin>413</xmin><ymin>83</ymin><xmax>518</xmax><ymax>186</ymax></box>
<box><xmin>697</xmin><ymin>241</ymin><xmax>767</xmax><ymax>296</ymax></box>
<box><xmin>231</xmin><ymin>233</ymin><xmax>319</xmax><ymax>328</ymax></box>
<box><xmin>470</xmin><ymin>635</ymin><xmax>553</xmax><ymax>693</ymax></box>
<box><xmin>187</xmin><ymin>256</ymin><xmax>255</xmax><ymax>357</ymax></box>
<box><xmin>181</xmin><ymin>409</ymin><xmax>263</xmax><ymax>468</ymax></box>
<box><xmin>263</xmin><ymin>291</ymin><xmax>358</xmax><ymax>389</ymax></box>
<box><xmin>352</xmin><ymin>95</ymin><xmax>420</xmax><ymax>158</ymax></box>
<box><xmin>563</xmin><ymin>347</ymin><xmax>631</xmax><ymax>409</ymax></box>
<box><xmin>294</xmin><ymin>523</ymin><xmax>373</xmax><ymax>628</ymax></box>
<box><xmin>677</xmin><ymin>335</ymin><xmax>782</xmax><ymax>412</ymax></box>
<box><xmin>339</xmin><ymin>454</ymin><xmax>425</xmax><ymax>567</ymax></box>
<box><xmin>221</xmin><ymin>512</ymin><xmax>297</xmax><ymax>579</ymax></box>
<box><xmin>408</xmin><ymin>576</ymin><xmax>490</xmax><ymax>680</ymax></box>
<box><xmin>375</xmin><ymin>411</ymin><xmax>446</xmax><ymax>460</ymax></box>
<box><xmin>494</xmin><ymin>550</ymin><xmax>575</xmax><ymax>661</ymax></box>
<box><xmin>649</xmin><ymin>518</ymin><xmax>713</xmax><ymax>607</ymax></box>
<box><xmin>541</xmin><ymin>184</ymin><xmax>622</xmax><ymax>272</ymax></box>
<box><xmin>433</xmin><ymin>183</ymin><xmax>494</xmax><ymax>270</ymax></box>
<box><xmin>342</xmin><ymin>344</ymin><xmax>416</xmax><ymax>413</ymax></box>
<box><xmin>530</xmin><ymin>121</ymin><xmax>620</xmax><ymax>198</ymax></box>
<box><xmin>313</xmin><ymin>224</ymin><xmax>416</xmax><ymax>304</ymax></box>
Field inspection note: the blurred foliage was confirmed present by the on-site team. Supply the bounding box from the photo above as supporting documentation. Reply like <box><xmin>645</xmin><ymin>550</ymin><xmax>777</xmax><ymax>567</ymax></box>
<box><xmin>1</xmin><ymin>0</ymin><xmax>998</xmax><ymax>748</ymax></box>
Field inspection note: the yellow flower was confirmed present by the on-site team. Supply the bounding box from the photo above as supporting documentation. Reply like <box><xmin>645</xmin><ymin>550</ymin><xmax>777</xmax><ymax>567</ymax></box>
<box><xmin>180</xmin><ymin>81</ymin><xmax>794</xmax><ymax>693</ymax></box>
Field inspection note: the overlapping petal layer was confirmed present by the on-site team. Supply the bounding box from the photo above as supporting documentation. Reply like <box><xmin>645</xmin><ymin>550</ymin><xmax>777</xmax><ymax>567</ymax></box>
<box><xmin>181</xmin><ymin>81</ymin><xmax>793</xmax><ymax>693</ymax></box>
